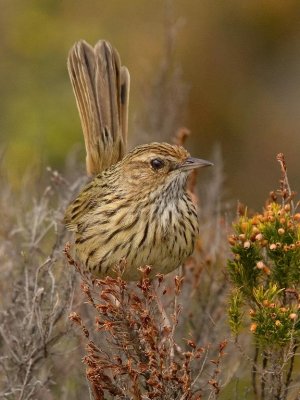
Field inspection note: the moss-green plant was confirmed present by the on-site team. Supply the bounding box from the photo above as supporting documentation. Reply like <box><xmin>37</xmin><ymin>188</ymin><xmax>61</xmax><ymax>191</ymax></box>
<box><xmin>227</xmin><ymin>155</ymin><xmax>300</xmax><ymax>399</ymax></box>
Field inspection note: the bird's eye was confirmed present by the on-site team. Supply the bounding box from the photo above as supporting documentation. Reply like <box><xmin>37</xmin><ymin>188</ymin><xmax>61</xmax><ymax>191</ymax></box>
<box><xmin>150</xmin><ymin>158</ymin><xmax>165</xmax><ymax>170</ymax></box>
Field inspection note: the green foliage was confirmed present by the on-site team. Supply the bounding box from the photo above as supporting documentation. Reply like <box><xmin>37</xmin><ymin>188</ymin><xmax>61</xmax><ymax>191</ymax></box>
<box><xmin>251</xmin><ymin>284</ymin><xmax>299</xmax><ymax>345</ymax></box>
<box><xmin>227</xmin><ymin>166</ymin><xmax>300</xmax><ymax>398</ymax></box>
<box><xmin>227</xmin><ymin>200</ymin><xmax>300</xmax><ymax>347</ymax></box>
<box><xmin>228</xmin><ymin>289</ymin><xmax>244</xmax><ymax>335</ymax></box>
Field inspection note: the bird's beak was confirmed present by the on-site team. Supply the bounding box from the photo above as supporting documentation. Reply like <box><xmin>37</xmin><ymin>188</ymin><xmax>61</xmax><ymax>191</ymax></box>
<box><xmin>179</xmin><ymin>157</ymin><xmax>213</xmax><ymax>171</ymax></box>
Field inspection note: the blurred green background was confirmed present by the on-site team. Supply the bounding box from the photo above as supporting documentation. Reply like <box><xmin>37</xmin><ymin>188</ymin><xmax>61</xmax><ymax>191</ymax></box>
<box><xmin>1</xmin><ymin>0</ymin><xmax>300</xmax><ymax>208</ymax></box>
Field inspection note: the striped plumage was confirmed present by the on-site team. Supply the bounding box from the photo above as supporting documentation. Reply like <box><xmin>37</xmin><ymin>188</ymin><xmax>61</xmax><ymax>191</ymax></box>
<box><xmin>65</xmin><ymin>40</ymin><xmax>212</xmax><ymax>280</ymax></box>
<box><xmin>66</xmin><ymin>142</ymin><xmax>212</xmax><ymax>279</ymax></box>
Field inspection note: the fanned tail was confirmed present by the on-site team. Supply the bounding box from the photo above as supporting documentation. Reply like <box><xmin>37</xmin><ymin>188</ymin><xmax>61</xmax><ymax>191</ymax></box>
<box><xmin>67</xmin><ymin>40</ymin><xmax>130</xmax><ymax>176</ymax></box>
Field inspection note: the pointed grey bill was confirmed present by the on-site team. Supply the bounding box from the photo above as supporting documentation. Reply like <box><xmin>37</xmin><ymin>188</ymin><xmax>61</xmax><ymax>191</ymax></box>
<box><xmin>180</xmin><ymin>157</ymin><xmax>214</xmax><ymax>171</ymax></box>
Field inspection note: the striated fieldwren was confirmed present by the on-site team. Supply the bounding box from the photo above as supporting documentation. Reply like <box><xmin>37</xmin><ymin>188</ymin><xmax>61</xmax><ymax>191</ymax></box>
<box><xmin>65</xmin><ymin>40</ymin><xmax>212</xmax><ymax>280</ymax></box>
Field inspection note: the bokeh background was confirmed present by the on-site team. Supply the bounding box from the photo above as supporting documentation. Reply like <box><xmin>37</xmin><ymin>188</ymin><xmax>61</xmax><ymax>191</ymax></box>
<box><xmin>1</xmin><ymin>0</ymin><xmax>300</xmax><ymax>209</ymax></box>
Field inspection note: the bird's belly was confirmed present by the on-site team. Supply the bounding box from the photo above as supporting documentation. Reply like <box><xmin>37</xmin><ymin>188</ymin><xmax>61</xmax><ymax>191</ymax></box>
<box><xmin>75</xmin><ymin>200</ymin><xmax>198</xmax><ymax>280</ymax></box>
<box><xmin>126</xmin><ymin>223</ymin><xmax>196</xmax><ymax>279</ymax></box>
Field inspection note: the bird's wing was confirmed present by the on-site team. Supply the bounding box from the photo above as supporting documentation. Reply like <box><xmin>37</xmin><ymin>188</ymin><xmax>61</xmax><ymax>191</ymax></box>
<box><xmin>64</xmin><ymin>178</ymin><xmax>101</xmax><ymax>231</ymax></box>
<box><xmin>67</xmin><ymin>40</ymin><xmax>130</xmax><ymax>176</ymax></box>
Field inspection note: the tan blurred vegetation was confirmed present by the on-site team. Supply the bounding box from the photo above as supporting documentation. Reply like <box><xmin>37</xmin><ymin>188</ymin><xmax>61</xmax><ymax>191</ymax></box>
<box><xmin>1</xmin><ymin>0</ymin><xmax>300</xmax><ymax>207</ymax></box>
<box><xmin>1</xmin><ymin>2</ymin><xmax>300</xmax><ymax>399</ymax></box>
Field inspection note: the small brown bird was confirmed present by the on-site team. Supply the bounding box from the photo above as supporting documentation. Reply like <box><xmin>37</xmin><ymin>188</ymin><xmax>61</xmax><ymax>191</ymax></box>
<box><xmin>65</xmin><ymin>40</ymin><xmax>212</xmax><ymax>280</ymax></box>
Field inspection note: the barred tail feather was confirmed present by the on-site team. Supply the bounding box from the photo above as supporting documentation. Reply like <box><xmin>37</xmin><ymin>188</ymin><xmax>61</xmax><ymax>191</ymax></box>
<box><xmin>67</xmin><ymin>40</ymin><xmax>130</xmax><ymax>176</ymax></box>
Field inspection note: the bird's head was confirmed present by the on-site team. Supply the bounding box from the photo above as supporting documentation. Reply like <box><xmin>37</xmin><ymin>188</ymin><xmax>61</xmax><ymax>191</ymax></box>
<box><xmin>119</xmin><ymin>142</ymin><xmax>213</xmax><ymax>192</ymax></box>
